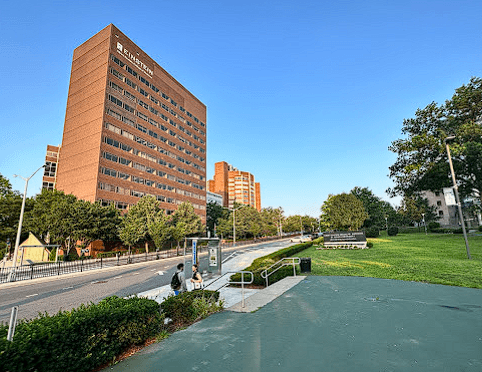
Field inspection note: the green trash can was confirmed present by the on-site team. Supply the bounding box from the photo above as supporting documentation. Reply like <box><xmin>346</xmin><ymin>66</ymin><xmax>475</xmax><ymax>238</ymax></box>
<box><xmin>300</xmin><ymin>257</ymin><xmax>311</xmax><ymax>273</ymax></box>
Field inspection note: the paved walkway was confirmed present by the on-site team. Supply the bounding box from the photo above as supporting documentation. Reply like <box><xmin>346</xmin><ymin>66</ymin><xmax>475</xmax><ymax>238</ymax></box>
<box><xmin>107</xmin><ymin>276</ymin><xmax>482</xmax><ymax>372</ymax></box>
<box><xmin>138</xmin><ymin>241</ymin><xmax>292</xmax><ymax>308</ymax></box>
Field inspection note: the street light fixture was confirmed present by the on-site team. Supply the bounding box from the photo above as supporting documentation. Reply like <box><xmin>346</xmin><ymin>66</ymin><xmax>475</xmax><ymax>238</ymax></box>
<box><xmin>8</xmin><ymin>164</ymin><xmax>46</xmax><ymax>282</ymax></box>
<box><xmin>445</xmin><ymin>136</ymin><xmax>471</xmax><ymax>259</ymax></box>
<box><xmin>223</xmin><ymin>205</ymin><xmax>243</xmax><ymax>247</ymax></box>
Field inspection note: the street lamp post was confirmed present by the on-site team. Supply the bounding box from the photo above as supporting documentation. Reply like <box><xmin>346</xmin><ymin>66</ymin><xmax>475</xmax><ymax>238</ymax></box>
<box><xmin>8</xmin><ymin>164</ymin><xmax>45</xmax><ymax>282</ymax></box>
<box><xmin>421</xmin><ymin>213</ymin><xmax>427</xmax><ymax>235</ymax></box>
<box><xmin>445</xmin><ymin>136</ymin><xmax>471</xmax><ymax>259</ymax></box>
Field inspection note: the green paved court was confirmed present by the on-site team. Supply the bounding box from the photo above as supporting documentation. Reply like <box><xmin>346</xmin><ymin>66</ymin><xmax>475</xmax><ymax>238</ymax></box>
<box><xmin>106</xmin><ymin>277</ymin><xmax>482</xmax><ymax>371</ymax></box>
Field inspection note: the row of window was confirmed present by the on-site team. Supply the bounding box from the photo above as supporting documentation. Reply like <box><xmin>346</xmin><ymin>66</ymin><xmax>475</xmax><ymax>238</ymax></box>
<box><xmin>109</xmin><ymin>57</ymin><xmax>206</xmax><ymax>130</ymax></box>
<box><xmin>111</xmin><ymin>54</ymin><xmax>205</xmax><ymax>127</ymax></box>
<box><xmin>44</xmin><ymin>161</ymin><xmax>57</xmax><ymax>178</ymax></box>
<box><xmin>106</xmin><ymin>105</ymin><xmax>206</xmax><ymax>165</ymax></box>
<box><xmin>98</xmin><ymin>184</ymin><xmax>206</xmax><ymax>211</ymax></box>
<box><xmin>102</xmin><ymin>137</ymin><xmax>205</xmax><ymax>191</ymax></box>
<box><xmin>105</xmin><ymin>121</ymin><xmax>205</xmax><ymax>174</ymax></box>
<box><xmin>107</xmin><ymin>89</ymin><xmax>205</xmax><ymax>146</ymax></box>
<box><xmin>103</xmin><ymin>131</ymin><xmax>205</xmax><ymax>183</ymax></box>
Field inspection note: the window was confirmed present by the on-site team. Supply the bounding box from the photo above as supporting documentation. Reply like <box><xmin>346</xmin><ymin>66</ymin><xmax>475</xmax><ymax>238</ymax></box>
<box><xmin>44</xmin><ymin>162</ymin><xmax>57</xmax><ymax>177</ymax></box>
<box><xmin>125</xmin><ymin>78</ymin><xmax>137</xmax><ymax>89</ymax></box>
<box><xmin>123</xmin><ymin>103</ymin><xmax>135</xmax><ymax>113</ymax></box>
<box><xmin>438</xmin><ymin>210</ymin><xmax>444</xmax><ymax>216</ymax></box>
<box><xmin>126</xmin><ymin>66</ymin><xmax>137</xmax><ymax>78</ymax></box>
<box><xmin>124</xmin><ymin>90</ymin><xmax>136</xmax><ymax>102</ymax></box>
<box><xmin>437</xmin><ymin>201</ymin><xmax>442</xmax><ymax>206</ymax></box>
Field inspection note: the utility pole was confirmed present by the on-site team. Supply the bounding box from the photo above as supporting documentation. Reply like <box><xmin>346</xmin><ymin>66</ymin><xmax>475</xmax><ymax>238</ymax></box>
<box><xmin>445</xmin><ymin>136</ymin><xmax>471</xmax><ymax>259</ymax></box>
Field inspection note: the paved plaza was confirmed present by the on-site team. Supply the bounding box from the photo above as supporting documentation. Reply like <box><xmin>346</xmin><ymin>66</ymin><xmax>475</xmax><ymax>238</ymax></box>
<box><xmin>106</xmin><ymin>276</ymin><xmax>482</xmax><ymax>371</ymax></box>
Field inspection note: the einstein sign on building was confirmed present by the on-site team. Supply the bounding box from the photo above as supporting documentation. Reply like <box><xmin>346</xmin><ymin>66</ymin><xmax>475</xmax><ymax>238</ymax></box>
<box><xmin>323</xmin><ymin>231</ymin><xmax>367</xmax><ymax>249</ymax></box>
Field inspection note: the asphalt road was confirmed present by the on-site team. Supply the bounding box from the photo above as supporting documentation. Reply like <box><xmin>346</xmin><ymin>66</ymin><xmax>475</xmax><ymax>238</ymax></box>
<box><xmin>0</xmin><ymin>240</ymin><xmax>288</xmax><ymax>323</ymax></box>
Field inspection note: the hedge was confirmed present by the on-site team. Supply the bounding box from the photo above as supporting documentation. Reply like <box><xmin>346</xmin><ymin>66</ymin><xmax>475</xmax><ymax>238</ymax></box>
<box><xmin>0</xmin><ymin>296</ymin><xmax>163</xmax><ymax>372</ymax></box>
<box><xmin>230</xmin><ymin>242</ymin><xmax>313</xmax><ymax>286</ymax></box>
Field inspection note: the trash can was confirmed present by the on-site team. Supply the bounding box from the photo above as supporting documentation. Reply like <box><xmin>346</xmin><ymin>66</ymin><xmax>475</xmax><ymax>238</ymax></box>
<box><xmin>299</xmin><ymin>257</ymin><xmax>311</xmax><ymax>273</ymax></box>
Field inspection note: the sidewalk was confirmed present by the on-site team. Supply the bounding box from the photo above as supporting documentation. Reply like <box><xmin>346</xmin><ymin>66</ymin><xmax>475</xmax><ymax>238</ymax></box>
<box><xmin>137</xmin><ymin>241</ymin><xmax>292</xmax><ymax>308</ymax></box>
<box><xmin>108</xmin><ymin>276</ymin><xmax>482</xmax><ymax>372</ymax></box>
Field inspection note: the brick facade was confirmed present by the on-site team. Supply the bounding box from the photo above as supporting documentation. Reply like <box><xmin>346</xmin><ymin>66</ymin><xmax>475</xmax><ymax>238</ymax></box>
<box><xmin>55</xmin><ymin>24</ymin><xmax>207</xmax><ymax>220</ymax></box>
<box><xmin>208</xmin><ymin>161</ymin><xmax>261</xmax><ymax>211</ymax></box>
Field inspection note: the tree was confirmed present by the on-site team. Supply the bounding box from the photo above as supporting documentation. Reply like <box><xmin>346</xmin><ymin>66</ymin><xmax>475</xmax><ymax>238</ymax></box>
<box><xmin>170</xmin><ymin>202</ymin><xmax>203</xmax><ymax>250</ymax></box>
<box><xmin>396</xmin><ymin>195</ymin><xmax>438</xmax><ymax>227</ymax></box>
<box><xmin>0</xmin><ymin>174</ymin><xmax>30</xmax><ymax>259</ymax></box>
<box><xmin>388</xmin><ymin>77</ymin><xmax>482</xmax><ymax>207</ymax></box>
<box><xmin>206</xmin><ymin>201</ymin><xmax>224</xmax><ymax>237</ymax></box>
<box><xmin>260</xmin><ymin>207</ymin><xmax>284</xmax><ymax>236</ymax></box>
<box><xmin>148</xmin><ymin>212</ymin><xmax>171</xmax><ymax>250</ymax></box>
<box><xmin>118</xmin><ymin>212</ymin><xmax>145</xmax><ymax>255</ymax></box>
<box><xmin>321</xmin><ymin>193</ymin><xmax>368</xmax><ymax>231</ymax></box>
<box><xmin>351</xmin><ymin>187</ymin><xmax>397</xmax><ymax>228</ymax></box>
<box><xmin>25</xmin><ymin>189</ymin><xmax>79</xmax><ymax>258</ymax></box>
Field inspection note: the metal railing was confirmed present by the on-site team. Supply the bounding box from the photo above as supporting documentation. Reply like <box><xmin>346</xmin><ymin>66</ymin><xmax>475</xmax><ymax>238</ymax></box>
<box><xmin>203</xmin><ymin>270</ymin><xmax>254</xmax><ymax>308</ymax></box>
<box><xmin>260</xmin><ymin>257</ymin><xmax>300</xmax><ymax>287</ymax></box>
<box><xmin>0</xmin><ymin>249</ymin><xmax>181</xmax><ymax>284</ymax></box>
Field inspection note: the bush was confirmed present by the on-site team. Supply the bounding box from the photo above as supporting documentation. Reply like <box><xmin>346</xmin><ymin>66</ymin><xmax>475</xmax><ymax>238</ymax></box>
<box><xmin>479</xmin><ymin>225</ymin><xmax>482</xmax><ymax>232</ymax></box>
<box><xmin>230</xmin><ymin>242</ymin><xmax>313</xmax><ymax>286</ymax></box>
<box><xmin>365</xmin><ymin>227</ymin><xmax>379</xmax><ymax>238</ymax></box>
<box><xmin>453</xmin><ymin>228</ymin><xmax>463</xmax><ymax>234</ymax></box>
<box><xmin>0</xmin><ymin>296</ymin><xmax>164</xmax><ymax>372</ymax></box>
<box><xmin>160</xmin><ymin>290</ymin><xmax>221</xmax><ymax>326</ymax></box>
<box><xmin>387</xmin><ymin>226</ymin><xmax>399</xmax><ymax>236</ymax></box>
<box><xmin>428</xmin><ymin>222</ymin><xmax>440</xmax><ymax>231</ymax></box>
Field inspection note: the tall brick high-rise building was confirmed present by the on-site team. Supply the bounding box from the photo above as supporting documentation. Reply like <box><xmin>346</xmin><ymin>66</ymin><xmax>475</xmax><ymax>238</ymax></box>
<box><xmin>55</xmin><ymin>25</ymin><xmax>207</xmax><ymax>219</ymax></box>
<box><xmin>207</xmin><ymin>161</ymin><xmax>261</xmax><ymax>211</ymax></box>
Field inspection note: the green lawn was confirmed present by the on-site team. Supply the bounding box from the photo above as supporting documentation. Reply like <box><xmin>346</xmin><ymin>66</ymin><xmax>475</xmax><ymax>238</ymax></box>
<box><xmin>297</xmin><ymin>232</ymin><xmax>482</xmax><ymax>288</ymax></box>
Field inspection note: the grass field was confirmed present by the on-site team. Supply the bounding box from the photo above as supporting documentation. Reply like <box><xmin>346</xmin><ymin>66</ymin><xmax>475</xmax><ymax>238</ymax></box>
<box><xmin>298</xmin><ymin>232</ymin><xmax>482</xmax><ymax>289</ymax></box>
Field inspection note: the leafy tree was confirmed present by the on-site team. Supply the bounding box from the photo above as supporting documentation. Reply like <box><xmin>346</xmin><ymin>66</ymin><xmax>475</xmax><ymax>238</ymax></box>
<box><xmin>388</xmin><ymin>77</ymin><xmax>482</xmax><ymax>206</ymax></box>
<box><xmin>170</xmin><ymin>202</ymin><xmax>203</xmax><ymax>250</ymax></box>
<box><xmin>25</xmin><ymin>189</ymin><xmax>79</xmax><ymax>258</ymax></box>
<box><xmin>206</xmin><ymin>201</ymin><xmax>224</xmax><ymax>237</ymax></box>
<box><xmin>321</xmin><ymin>193</ymin><xmax>368</xmax><ymax>231</ymax></box>
<box><xmin>148</xmin><ymin>212</ymin><xmax>171</xmax><ymax>250</ymax></box>
<box><xmin>75</xmin><ymin>202</ymin><xmax>121</xmax><ymax>249</ymax></box>
<box><xmin>118</xmin><ymin>212</ymin><xmax>145</xmax><ymax>255</ymax></box>
<box><xmin>260</xmin><ymin>207</ymin><xmax>284</xmax><ymax>236</ymax></box>
<box><xmin>396</xmin><ymin>195</ymin><xmax>438</xmax><ymax>227</ymax></box>
<box><xmin>351</xmin><ymin>187</ymin><xmax>397</xmax><ymax>229</ymax></box>
<box><xmin>0</xmin><ymin>174</ymin><xmax>30</xmax><ymax>258</ymax></box>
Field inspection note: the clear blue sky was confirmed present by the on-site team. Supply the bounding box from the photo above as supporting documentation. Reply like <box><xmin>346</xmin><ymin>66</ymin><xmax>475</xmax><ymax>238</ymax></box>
<box><xmin>1</xmin><ymin>0</ymin><xmax>482</xmax><ymax>217</ymax></box>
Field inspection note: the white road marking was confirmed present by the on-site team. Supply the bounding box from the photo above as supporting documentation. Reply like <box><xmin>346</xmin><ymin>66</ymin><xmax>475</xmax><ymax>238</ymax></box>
<box><xmin>62</xmin><ymin>286</ymin><xmax>74</xmax><ymax>290</ymax></box>
<box><xmin>26</xmin><ymin>293</ymin><xmax>38</xmax><ymax>298</ymax></box>
<box><xmin>157</xmin><ymin>271</ymin><xmax>165</xmax><ymax>276</ymax></box>
<box><xmin>113</xmin><ymin>276</ymin><xmax>123</xmax><ymax>280</ymax></box>
<box><xmin>132</xmin><ymin>272</ymin><xmax>140</xmax><ymax>275</ymax></box>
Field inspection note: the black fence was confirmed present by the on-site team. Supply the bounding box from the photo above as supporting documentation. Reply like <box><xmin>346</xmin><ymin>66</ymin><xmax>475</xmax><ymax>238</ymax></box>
<box><xmin>0</xmin><ymin>235</ymin><xmax>293</xmax><ymax>284</ymax></box>
<box><xmin>0</xmin><ymin>248</ymin><xmax>180</xmax><ymax>284</ymax></box>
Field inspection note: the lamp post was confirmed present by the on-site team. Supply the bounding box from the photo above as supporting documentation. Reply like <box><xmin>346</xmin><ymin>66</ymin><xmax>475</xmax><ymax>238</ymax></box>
<box><xmin>8</xmin><ymin>164</ymin><xmax>45</xmax><ymax>282</ymax></box>
<box><xmin>385</xmin><ymin>215</ymin><xmax>388</xmax><ymax>231</ymax></box>
<box><xmin>421</xmin><ymin>213</ymin><xmax>427</xmax><ymax>235</ymax></box>
<box><xmin>445</xmin><ymin>136</ymin><xmax>471</xmax><ymax>259</ymax></box>
<box><xmin>224</xmin><ymin>205</ymin><xmax>243</xmax><ymax>247</ymax></box>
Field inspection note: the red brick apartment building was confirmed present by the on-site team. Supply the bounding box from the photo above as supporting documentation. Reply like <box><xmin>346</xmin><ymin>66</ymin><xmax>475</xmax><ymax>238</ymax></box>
<box><xmin>42</xmin><ymin>145</ymin><xmax>60</xmax><ymax>190</ymax></box>
<box><xmin>207</xmin><ymin>161</ymin><xmax>261</xmax><ymax>211</ymax></box>
<box><xmin>54</xmin><ymin>24</ymin><xmax>207</xmax><ymax>220</ymax></box>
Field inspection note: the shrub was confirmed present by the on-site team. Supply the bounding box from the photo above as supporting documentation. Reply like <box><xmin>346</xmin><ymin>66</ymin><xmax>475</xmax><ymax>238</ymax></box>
<box><xmin>453</xmin><ymin>228</ymin><xmax>463</xmax><ymax>234</ymax></box>
<box><xmin>160</xmin><ymin>290</ymin><xmax>221</xmax><ymax>326</ymax></box>
<box><xmin>230</xmin><ymin>242</ymin><xmax>313</xmax><ymax>286</ymax></box>
<box><xmin>387</xmin><ymin>226</ymin><xmax>399</xmax><ymax>236</ymax></box>
<box><xmin>0</xmin><ymin>296</ymin><xmax>164</xmax><ymax>372</ymax></box>
<box><xmin>479</xmin><ymin>225</ymin><xmax>482</xmax><ymax>232</ymax></box>
<box><xmin>367</xmin><ymin>242</ymin><xmax>374</xmax><ymax>248</ymax></box>
<box><xmin>365</xmin><ymin>227</ymin><xmax>379</xmax><ymax>238</ymax></box>
<box><xmin>428</xmin><ymin>221</ymin><xmax>440</xmax><ymax>231</ymax></box>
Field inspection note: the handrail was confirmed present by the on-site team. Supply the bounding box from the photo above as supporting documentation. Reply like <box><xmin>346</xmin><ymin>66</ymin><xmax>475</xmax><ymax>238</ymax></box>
<box><xmin>203</xmin><ymin>270</ymin><xmax>254</xmax><ymax>308</ymax></box>
<box><xmin>260</xmin><ymin>257</ymin><xmax>300</xmax><ymax>287</ymax></box>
